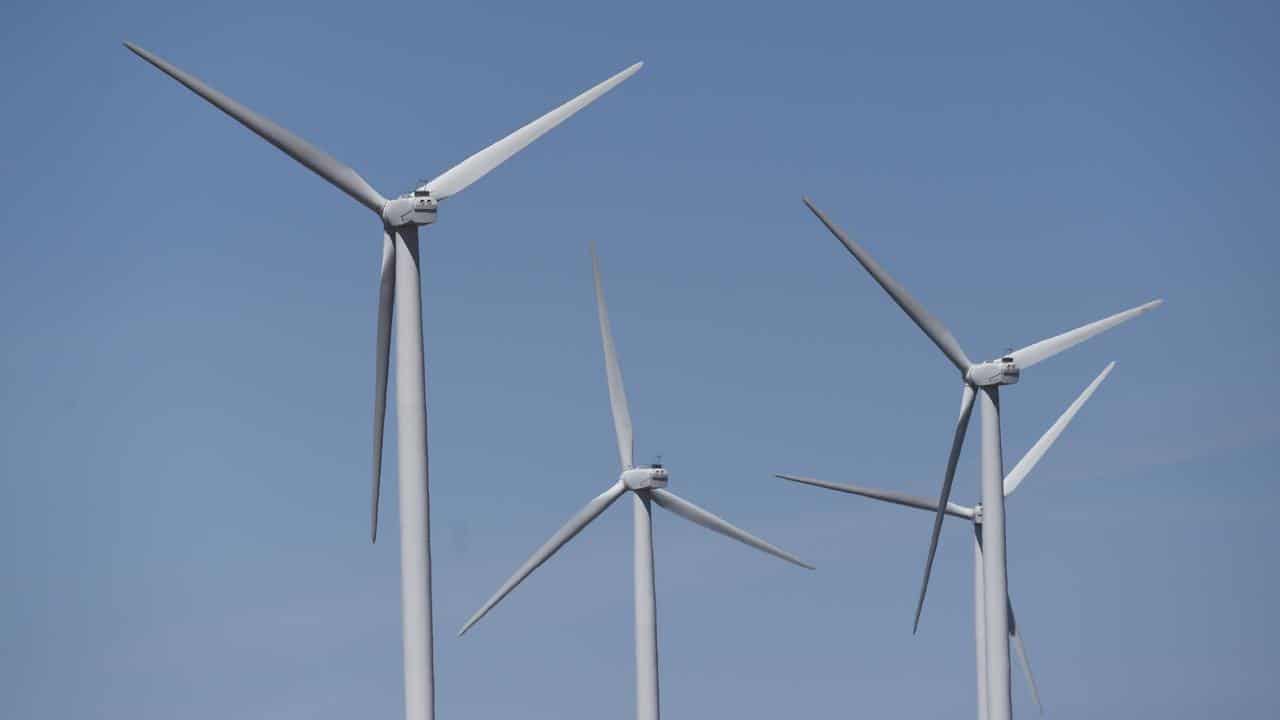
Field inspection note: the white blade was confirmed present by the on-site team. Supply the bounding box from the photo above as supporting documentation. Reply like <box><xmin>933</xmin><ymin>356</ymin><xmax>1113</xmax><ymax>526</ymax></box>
<box><xmin>124</xmin><ymin>43</ymin><xmax>387</xmax><ymax>214</ymax></box>
<box><xmin>1004</xmin><ymin>362</ymin><xmax>1116</xmax><ymax>496</ymax></box>
<box><xmin>802</xmin><ymin>197</ymin><xmax>973</xmax><ymax>373</ymax></box>
<box><xmin>369</xmin><ymin>231</ymin><xmax>396</xmax><ymax>543</ymax></box>
<box><xmin>776</xmin><ymin>474</ymin><xmax>976</xmax><ymax>520</ymax></box>
<box><xmin>649</xmin><ymin>488</ymin><xmax>814</xmax><ymax>570</ymax></box>
<box><xmin>591</xmin><ymin>244</ymin><xmax>634</xmax><ymax>469</ymax></box>
<box><xmin>914</xmin><ymin>383</ymin><xmax>977</xmax><ymax>633</ymax></box>
<box><xmin>422</xmin><ymin>62</ymin><xmax>642</xmax><ymax>199</ymax></box>
<box><xmin>1009</xmin><ymin>300</ymin><xmax>1162</xmax><ymax>371</ymax></box>
<box><xmin>458</xmin><ymin>482</ymin><xmax>626</xmax><ymax>636</ymax></box>
<box><xmin>1008</xmin><ymin>598</ymin><xmax>1045</xmax><ymax>715</ymax></box>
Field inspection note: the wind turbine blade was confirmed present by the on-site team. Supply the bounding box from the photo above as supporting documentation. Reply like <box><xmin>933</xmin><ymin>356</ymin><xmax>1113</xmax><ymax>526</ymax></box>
<box><xmin>914</xmin><ymin>383</ymin><xmax>977</xmax><ymax>633</ymax></box>
<box><xmin>802</xmin><ymin>197</ymin><xmax>972</xmax><ymax>373</ymax></box>
<box><xmin>1008</xmin><ymin>300</ymin><xmax>1162</xmax><ymax>371</ymax></box>
<box><xmin>458</xmin><ymin>482</ymin><xmax>627</xmax><ymax>636</ymax></box>
<box><xmin>370</xmin><ymin>231</ymin><xmax>396</xmax><ymax>543</ymax></box>
<box><xmin>649</xmin><ymin>488</ymin><xmax>814</xmax><ymax>570</ymax></box>
<box><xmin>422</xmin><ymin>62</ymin><xmax>643</xmax><ymax>200</ymax></box>
<box><xmin>775</xmin><ymin>474</ymin><xmax>976</xmax><ymax>519</ymax></box>
<box><xmin>1004</xmin><ymin>362</ymin><xmax>1115</xmax><ymax>497</ymax></box>
<box><xmin>590</xmin><ymin>244</ymin><xmax>634</xmax><ymax>469</ymax></box>
<box><xmin>123</xmin><ymin>43</ymin><xmax>387</xmax><ymax>214</ymax></box>
<box><xmin>1008</xmin><ymin>598</ymin><xmax>1045</xmax><ymax>715</ymax></box>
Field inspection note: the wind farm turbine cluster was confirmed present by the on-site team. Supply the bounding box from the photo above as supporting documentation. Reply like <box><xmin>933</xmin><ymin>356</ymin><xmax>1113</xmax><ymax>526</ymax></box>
<box><xmin>124</xmin><ymin>42</ymin><xmax>1163</xmax><ymax>720</ymax></box>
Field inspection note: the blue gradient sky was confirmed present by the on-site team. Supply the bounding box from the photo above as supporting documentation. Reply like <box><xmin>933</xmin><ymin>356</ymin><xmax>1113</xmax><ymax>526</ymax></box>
<box><xmin>2</xmin><ymin>1</ymin><xmax>1277</xmax><ymax>718</ymax></box>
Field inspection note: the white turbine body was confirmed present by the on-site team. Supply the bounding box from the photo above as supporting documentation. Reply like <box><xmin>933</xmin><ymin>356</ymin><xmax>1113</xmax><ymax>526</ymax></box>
<box><xmin>800</xmin><ymin>197</ymin><xmax>1160</xmax><ymax>720</ymax></box>
<box><xmin>458</xmin><ymin>246</ymin><xmax>813</xmax><ymax>720</ymax></box>
<box><xmin>779</xmin><ymin>362</ymin><xmax>1116</xmax><ymax>717</ymax></box>
<box><xmin>125</xmin><ymin>42</ymin><xmax>642</xmax><ymax>720</ymax></box>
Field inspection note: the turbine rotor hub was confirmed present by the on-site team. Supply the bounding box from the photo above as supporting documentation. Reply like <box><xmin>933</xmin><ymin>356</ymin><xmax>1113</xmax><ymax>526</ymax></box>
<box><xmin>621</xmin><ymin>465</ymin><xmax>669</xmax><ymax>490</ymax></box>
<box><xmin>381</xmin><ymin>192</ymin><xmax>438</xmax><ymax>227</ymax></box>
<box><xmin>966</xmin><ymin>357</ymin><xmax>1020</xmax><ymax>387</ymax></box>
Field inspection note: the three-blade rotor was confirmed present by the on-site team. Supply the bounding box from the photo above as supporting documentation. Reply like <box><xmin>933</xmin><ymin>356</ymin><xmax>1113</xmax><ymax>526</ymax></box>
<box><xmin>458</xmin><ymin>247</ymin><xmax>811</xmax><ymax>637</ymax></box>
<box><xmin>126</xmin><ymin>43</ymin><xmax>642</xmax><ymax>542</ymax></box>
<box><xmin>802</xmin><ymin>197</ymin><xmax>1159</xmax><ymax>629</ymax></box>
<box><xmin>777</xmin><ymin>360</ymin><xmax>1115</xmax><ymax>713</ymax></box>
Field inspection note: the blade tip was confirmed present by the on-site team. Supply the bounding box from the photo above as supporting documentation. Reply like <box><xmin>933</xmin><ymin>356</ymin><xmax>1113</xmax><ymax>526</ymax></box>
<box><xmin>779</xmin><ymin>550</ymin><xmax>816</xmax><ymax>570</ymax></box>
<box><xmin>777</xmin><ymin>474</ymin><xmax>817</xmax><ymax>489</ymax></box>
<box><xmin>615</xmin><ymin>62</ymin><xmax>644</xmax><ymax>81</ymax></box>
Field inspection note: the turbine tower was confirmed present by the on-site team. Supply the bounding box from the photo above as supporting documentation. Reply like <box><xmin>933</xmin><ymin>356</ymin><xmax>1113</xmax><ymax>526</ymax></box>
<box><xmin>781</xmin><ymin>362</ymin><xmax>1118</xmax><ymax>718</ymax></box>
<box><xmin>458</xmin><ymin>245</ymin><xmax>813</xmax><ymax>720</ymax></box>
<box><xmin>801</xmin><ymin>197</ymin><xmax>1160</xmax><ymax>720</ymax></box>
<box><xmin>125</xmin><ymin>42</ymin><xmax>642</xmax><ymax>720</ymax></box>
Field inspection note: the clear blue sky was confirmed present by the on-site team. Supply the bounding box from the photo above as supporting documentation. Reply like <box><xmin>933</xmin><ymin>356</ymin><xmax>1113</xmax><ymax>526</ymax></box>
<box><xmin>2</xmin><ymin>1</ymin><xmax>1277</xmax><ymax>718</ymax></box>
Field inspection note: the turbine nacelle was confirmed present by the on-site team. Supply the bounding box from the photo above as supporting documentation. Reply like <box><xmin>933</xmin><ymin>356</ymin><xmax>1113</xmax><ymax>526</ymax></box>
<box><xmin>622</xmin><ymin>464</ymin><xmax>669</xmax><ymax>490</ymax></box>
<box><xmin>381</xmin><ymin>191</ymin><xmax>439</xmax><ymax>227</ymax></box>
<box><xmin>965</xmin><ymin>357</ymin><xmax>1020</xmax><ymax>387</ymax></box>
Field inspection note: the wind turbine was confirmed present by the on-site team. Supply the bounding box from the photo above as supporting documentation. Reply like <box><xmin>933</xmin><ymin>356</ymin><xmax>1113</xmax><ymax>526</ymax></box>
<box><xmin>801</xmin><ymin>197</ymin><xmax>1160</xmax><ymax>720</ymax></box>
<box><xmin>458</xmin><ymin>245</ymin><xmax>813</xmax><ymax>720</ymax></box>
<box><xmin>780</xmin><ymin>361</ymin><xmax>1119</xmax><ymax>718</ymax></box>
<box><xmin>125</xmin><ymin>42</ymin><xmax>641</xmax><ymax>720</ymax></box>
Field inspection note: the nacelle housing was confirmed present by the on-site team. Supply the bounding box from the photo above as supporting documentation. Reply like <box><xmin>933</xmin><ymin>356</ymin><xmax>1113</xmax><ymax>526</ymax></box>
<box><xmin>382</xmin><ymin>193</ymin><xmax>438</xmax><ymax>227</ymax></box>
<box><xmin>966</xmin><ymin>358</ymin><xmax>1020</xmax><ymax>386</ymax></box>
<box><xmin>621</xmin><ymin>465</ymin><xmax>669</xmax><ymax>490</ymax></box>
